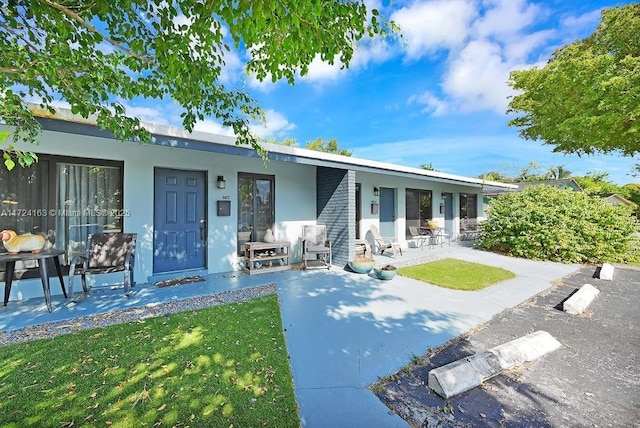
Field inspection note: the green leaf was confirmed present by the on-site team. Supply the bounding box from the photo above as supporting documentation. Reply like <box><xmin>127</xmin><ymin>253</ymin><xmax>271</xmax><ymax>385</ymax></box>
<box><xmin>4</xmin><ymin>156</ymin><xmax>15</xmax><ymax>171</ymax></box>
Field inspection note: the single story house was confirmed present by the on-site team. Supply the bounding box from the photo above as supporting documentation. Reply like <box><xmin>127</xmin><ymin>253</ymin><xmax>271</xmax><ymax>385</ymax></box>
<box><xmin>599</xmin><ymin>193</ymin><xmax>634</xmax><ymax>207</ymax></box>
<box><xmin>1</xmin><ymin>106</ymin><xmax>514</xmax><ymax>301</ymax></box>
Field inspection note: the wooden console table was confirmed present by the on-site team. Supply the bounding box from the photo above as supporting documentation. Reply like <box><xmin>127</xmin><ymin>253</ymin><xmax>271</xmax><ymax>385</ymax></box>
<box><xmin>243</xmin><ymin>241</ymin><xmax>291</xmax><ymax>275</ymax></box>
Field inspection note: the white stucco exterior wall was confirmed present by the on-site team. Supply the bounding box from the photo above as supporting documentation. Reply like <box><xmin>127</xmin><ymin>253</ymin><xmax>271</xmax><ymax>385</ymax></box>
<box><xmin>1</xmin><ymin>116</ymin><xmax>508</xmax><ymax>302</ymax></box>
<box><xmin>354</xmin><ymin>171</ymin><xmax>484</xmax><ymax>248</ymax></box>
<box><xmin>1</xmin><ymin>126</ymin><xmax>317</xmax><ymax>300</ymax></box>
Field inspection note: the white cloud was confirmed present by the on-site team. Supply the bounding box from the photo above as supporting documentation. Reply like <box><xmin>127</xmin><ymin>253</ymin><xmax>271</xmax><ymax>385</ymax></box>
<box><xmin>246</xmin><ymin>72</ymin><xmax>278</xmax><ymax>92</ymax></box>
<box><xmin>303</xmin><ymin>55</ymin><xmax>344</xmax><ymax>83</ymax></box>
<box><xmin>407</xmin><ymin>91</ymin><xmax>448</xmax><ymax>116</ymax></box>
<box><xmin>218</xmin><ymin>49</ymin><xmax>243</xmax><ymax>85</ymax></box>
<box><xmin>402</xmin><ymin>0</ymin><xmax>567</xmax><ymax>115</ymax></box>
<box><xmin>192</xmin><ymin>109</ymin><xmax>295</xmax><ymax>139</ymax></box>
<box><xmin>122</xmin><ymin>103</ymin><xmax>170</xmax><ymax>125</ymax></box>
<box><xmin>193</xmin><ymin>119</ymin><xmax>236</xmax><ymax>136</ymax></box>
<box><xmin>472</xmin><ymin>0</ymin><xmax>541</xmax><ymax>39</ymax></box>
<box><xmin>442</xmin><ymin>39</ymin><xmax>513</xmax><ymax>113</ymax></box>
<box><xmin>350</xmin><ymin>37</ymin><xmax>395</xmax><ymax>70</ymax></box>
<box><xmin>249</xmin><ymin>109</ymin><xmax>296</xmax><ymax>138</ymax></box>
<box><xmin>561</xmin><ymin>9</ymin><xmax>603</xmax><ymax>39</ymax></box>
<box><xmin>503</xmin><ymin>29</ymin><xmax>555</xmax><ymax>63</ymax></box>
<box><xmin>215</xmin><ymin>25</ymin><xmax>244</xmax><ymax>85</ymax></box>
<box><xmin>392</xmin><ymin>0</ymin><xmax>477</xmax><ymax>59</ymax></box>
<box><xmin>300</xmin><ymin>35</ymin><xmax>394</xmax><ymax>85</ymax></box>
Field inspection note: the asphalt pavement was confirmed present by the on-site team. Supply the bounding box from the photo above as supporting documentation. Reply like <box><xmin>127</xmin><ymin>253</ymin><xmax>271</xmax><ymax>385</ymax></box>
<box><xmin>375</xmin><ymin>265</ymin><xmax>640</xmax><ymax>427</ymax></box>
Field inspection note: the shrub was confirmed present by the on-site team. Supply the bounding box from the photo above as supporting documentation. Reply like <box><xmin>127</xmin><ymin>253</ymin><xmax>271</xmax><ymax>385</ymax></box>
<box><xmin>477</xmin><ymin>185</ymin><xmax>640</xmax><ymax>263</ymax></box>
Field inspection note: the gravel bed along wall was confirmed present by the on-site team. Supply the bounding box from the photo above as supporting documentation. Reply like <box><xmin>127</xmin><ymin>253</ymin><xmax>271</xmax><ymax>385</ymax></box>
<box><xmin>0</xmin><ymin>284</ymin><xmax>276</xmax><ymax>347</ymax></box>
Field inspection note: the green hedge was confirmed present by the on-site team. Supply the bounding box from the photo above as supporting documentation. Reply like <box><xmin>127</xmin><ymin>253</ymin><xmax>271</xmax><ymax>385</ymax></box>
<box><xmin>477</xmin><ymin>186</ymin><xmax>640</xmax><ymax>263</ymax></box>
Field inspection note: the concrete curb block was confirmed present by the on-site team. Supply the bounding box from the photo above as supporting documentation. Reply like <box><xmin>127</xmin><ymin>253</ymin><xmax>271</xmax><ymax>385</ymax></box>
<box><xmin>563</xmin><ymin>283</ymin><xmax>600</xmax><ymax>315</ymax></box>
<box><xmin>599</xmin><ymin>263</ymin><xmax>614</xmax><ymax>281</ymax></box>
<box><xmin>427</xmin><ymin>331</ymin><xmax>562</xmax><ymax>399</ymax></box>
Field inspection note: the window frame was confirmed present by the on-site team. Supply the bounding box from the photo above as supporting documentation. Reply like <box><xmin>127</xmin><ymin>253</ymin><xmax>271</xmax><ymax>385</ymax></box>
<box><xmin>405</xmin><ymin>188</ymin><xmax>433</xmax><ymax>238</ymax></box>
<box><xmin>0</xmin><ymin>153</ymin><xmax>124</xmax><ymax>280</ymax></box>
<box><xmin>237</xmin><ymin>172</ymin><xmax>276</xmax><ymax>256</ymax></box>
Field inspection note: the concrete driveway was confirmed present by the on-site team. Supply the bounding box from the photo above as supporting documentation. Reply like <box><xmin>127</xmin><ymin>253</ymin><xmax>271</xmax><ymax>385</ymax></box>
<box><xmin>274</xmin><ymin>247</ymin><xmax>579</xmax><ymax>427</ymax></box>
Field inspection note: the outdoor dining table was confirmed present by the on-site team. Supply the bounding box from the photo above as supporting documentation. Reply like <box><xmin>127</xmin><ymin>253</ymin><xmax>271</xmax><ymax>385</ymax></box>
<box><xmin>420</xmin><ymin>226</ymin><xmax>447</xmax><ymax>247</ymax></box>
<box><xmin>1</xmin><ymin>249</ymin><xmax>67</xmax><ymax>312</ymax></box>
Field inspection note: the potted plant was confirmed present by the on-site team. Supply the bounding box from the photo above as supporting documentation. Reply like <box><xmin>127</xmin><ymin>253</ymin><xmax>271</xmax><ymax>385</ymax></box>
<box><xmin>374</xmin><ymin>264</ymin><xmax>397</xmax><ymax>280</ymax></box>
<box><xmin>348</xmin><ymin>255</ymin><xmax>375</xmax><ymax>274</ymax></box>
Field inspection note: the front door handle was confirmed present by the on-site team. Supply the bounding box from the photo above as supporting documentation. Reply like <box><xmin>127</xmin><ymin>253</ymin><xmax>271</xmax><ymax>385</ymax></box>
<box><xmin>200</xmin><ymin>218</ymin><xmax>206</xmax><ymax>241</ymax></box>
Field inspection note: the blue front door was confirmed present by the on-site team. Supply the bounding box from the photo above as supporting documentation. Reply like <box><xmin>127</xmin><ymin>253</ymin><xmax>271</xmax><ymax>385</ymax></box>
<box><xmin>154</xmin><ymin>168</ymin><xmax>207</xmax><ymax>273</ymax></box>
<box><xmin>379</xmin><ymin>187</ymin><xmax>395</xmax><ymax>237</ymax></box>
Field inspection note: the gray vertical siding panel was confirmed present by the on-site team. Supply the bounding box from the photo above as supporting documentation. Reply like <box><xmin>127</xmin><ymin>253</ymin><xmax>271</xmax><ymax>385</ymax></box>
<box><xmin>316</xmin><ymin>167</ymin><xmax>355</xmax><ymax>267</ymax></box>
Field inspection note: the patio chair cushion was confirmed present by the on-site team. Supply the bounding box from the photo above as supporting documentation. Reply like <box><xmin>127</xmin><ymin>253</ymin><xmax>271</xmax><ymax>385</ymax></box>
<box><xmin>306</xmin><ymin>244</ymin><xmax>331</xmax><ymax>252</ymax></box>
<box><xmin>86</xmin><ymin>233</ymin><xmax>135</xmax><ymax>269</ymax></box>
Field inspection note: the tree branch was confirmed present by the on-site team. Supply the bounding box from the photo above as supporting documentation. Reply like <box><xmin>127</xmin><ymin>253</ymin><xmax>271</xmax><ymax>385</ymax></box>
<box><xmin>41</xmin><ymin>0</ymin><xmax>155</xmax><ymax>64</ymax></box>
<box><xmin>0</xmin><ymin>67</ymin><xmax>23</xmax><ymax>74</ymax></box>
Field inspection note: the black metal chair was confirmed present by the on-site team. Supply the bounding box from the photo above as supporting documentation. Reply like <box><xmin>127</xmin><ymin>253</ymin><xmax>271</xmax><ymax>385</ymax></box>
<box><xmin>68</xmin><ymin>232</ymin><xmax>136</xmax><ymax>299</ymax></box>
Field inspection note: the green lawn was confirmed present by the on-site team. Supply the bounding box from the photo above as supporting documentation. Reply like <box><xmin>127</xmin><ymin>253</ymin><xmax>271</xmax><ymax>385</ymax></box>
<box><xmin>0</xmin><ymin>295</ymin><xmax>299</xmax><ymax>427</ymax></box>
<box><xmin>397</xmin><ymin>258</ymin><xmax>516</xmax><ymax>291</ymax></box>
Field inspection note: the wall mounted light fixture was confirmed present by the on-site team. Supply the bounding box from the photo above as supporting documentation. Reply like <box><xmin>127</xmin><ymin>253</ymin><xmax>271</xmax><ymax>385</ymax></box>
<box><xmin>373</xmin><ymin>187</ymin><xmax>380</xmax><ymax>196</ymax></box>
<box><xmin>217</xmin><ymin>175</ymin><xmax>226</xmax><ymax>189</ymax></box>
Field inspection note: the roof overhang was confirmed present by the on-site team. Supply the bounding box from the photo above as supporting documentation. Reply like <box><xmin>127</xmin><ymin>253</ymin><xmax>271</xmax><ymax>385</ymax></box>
<box><xmin>25</xmin><ymin>105</ymin><xmax>516</xmax><ymax>190</ymax></box>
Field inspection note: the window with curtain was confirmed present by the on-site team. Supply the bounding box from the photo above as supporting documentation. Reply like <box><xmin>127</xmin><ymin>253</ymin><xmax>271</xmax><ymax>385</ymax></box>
<box><xmin>237</xmin><ymin>173</ymin><xmax>275</xmax><ymax>255</ymax></box>
<box><xmin>405</xmin><ymin>188</ymin><xmax>432</xmax><ymax>238</ymax></box>
<box><xmin>0</xmin><ymin>160</ymin><xmax>50</xmax><ymax>273</ymax></box>
<box><xmin>0</xmin><ymin>160</ymin><xmax>49</xmax><ymax>236</ymax></box>
<box><xmin>0</xmin><ymin>154</ymin><xmax>123</xmax><ymax>276</ymax></box>
<box><xmin>56</xmin><ymin>162</ymin><xmax>122</xmax><ymax>263</ymax></box>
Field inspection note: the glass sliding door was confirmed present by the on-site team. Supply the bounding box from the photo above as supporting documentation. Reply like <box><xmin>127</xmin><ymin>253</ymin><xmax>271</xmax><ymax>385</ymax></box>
<box><xmin>405</xmin><ymin>188</ymin><xmax>432</xmax><ymax>238</ymax></box>
<box><xmin>460</xmin><ymin>193</ymin><xmax>478</xmax><ymax>231</ymax></box>
<box><xmin>237</xmin><ymin>173</ymin><xmax>275</xmax><ymax>255</ymax></box>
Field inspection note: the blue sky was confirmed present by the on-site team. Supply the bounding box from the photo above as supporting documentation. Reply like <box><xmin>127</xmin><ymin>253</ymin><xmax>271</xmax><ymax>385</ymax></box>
<box><xmin>126</xmin><ymin>0</ymin><xmax>638</xmax><ymax>185</ymax></box>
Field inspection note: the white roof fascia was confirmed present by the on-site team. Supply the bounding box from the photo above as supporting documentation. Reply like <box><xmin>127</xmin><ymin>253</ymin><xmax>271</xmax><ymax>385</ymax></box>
<box><xmin>26</xmin><ymin>104</ymin><xmax>516</xmax><ymax>190</ymax></box>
